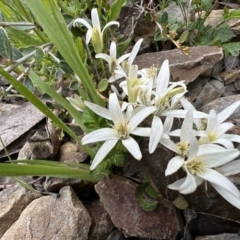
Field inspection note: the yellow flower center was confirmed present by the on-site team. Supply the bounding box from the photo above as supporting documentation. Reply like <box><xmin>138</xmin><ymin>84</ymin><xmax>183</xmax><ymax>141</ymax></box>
<box><xmin>110</xmin><ymin>60</ymin><xmax>117</xmax><ymax>73</ymax></box>
<box><xmin>186</xmin><ymin>158</ymin><xmax>205</xmax><ymax>175</ymax></box>
<box><xmin>176</xmin><ymin>142</ymin><xmax>189</xmax><ymax>157</ymax></box>
<box><xmin>114</xmin><ymin>120</ymin><xmax>129</xmax><ymax>139</ymax></box>
<box><xmin>146</xmin><ymin>66</ymin><xmax>157</xmax><ymax>78</ymax></box>
<box><xmin>155</xmin><ymin>95</ymin><xmax>170</xmax><ymax>115</ymax></box>
<box><xmin>208</xmin><ymin>132</ymin><xmax>218</xmax><ymax>142</ymax></box>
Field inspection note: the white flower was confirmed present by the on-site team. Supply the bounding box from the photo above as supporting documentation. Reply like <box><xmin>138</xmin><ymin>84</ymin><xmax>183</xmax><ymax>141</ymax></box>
<box><xmin>162</xmin><ymin>110</ymin><xmax>195</xmax><ymax>159</ymax></box>
<box><xmin>81</xmin><ymin>93</ymin><xmax>155</xmax><ymax>170</ymax></box>
<box><xmin>66</xmin><ymin>94</ymin><xmax>85</xmax><ymax>112</ymax></box>
<box><xmin>148</xmin><ymin>60</ymin><xmax>206</xmax><ymax>153</ymax></box>
<box><xmin>166</xmin><ymin>142</ymin><xmax>240</xmax><ymax>209</ymax></box>
<box><xmin>198</xmin><ymin>101</ymin><xmax>240</xmax><ymax>148</ymax></box>
<box><xmin>74</xmin><ymin>8</ymin><xmax>119</xmax><ymax>53</ymax></box>
<box><xmin>119</xmin><ymin>65</ymin><xmax>151</xmax><ymax>103</ymax></box>
<box><xmin>95</xmin><ymin>41</ymin><xmax>130</xmax><ymax>76</ymax></box>
<box><xmin>109</xmin><ymin>38</ymin><xmax>143</xmax><ymax>82</ymax></box>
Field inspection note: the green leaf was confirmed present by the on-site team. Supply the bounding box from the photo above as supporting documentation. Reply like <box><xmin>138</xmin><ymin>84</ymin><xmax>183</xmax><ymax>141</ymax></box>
<box><xmin>10</xmin><ymin>21</ymin><xmax>36</xmax><ymax>30</ymax></box>
<box><xmin>223</xmin><ymin>9</ymin><xmax>240</xmax><ymax>21</ymax></box>
<box><xmin>107</xmin><ymin>0</ymin><xmax>123</xmax><ymax>21</ymax></box>
<box><xmin>222</xmin><ymin>42</ymin><xmax>240</xmax><ymax>56</ymax></box>
<box><xmin>98</xmin><ymin>78</ymin><xmax>108</xmax><ymax>92</ymax></box>
<box><xmin>10</xmin><ymin>45</ymin><xmax>23</xmax><ymax>61</ymax></box>
<box><xmin>24</xmin><ymin>0</ymin><xmax>103</xmax><ymax>106</ymax></box>
<box><xmin>23</xmin><ymin>77</ymin><xmax>35</xmax><ymax>92</ymax></box>
<box><xmin>0</xmin><ymin>27</ymin><xmax>12</xmax><ymax>59</ymax></box>
<box><xmin>159</xmin><ymin>11</ymin><xmax>168</xmax><ymax>25</ymax></box>
<box><xmin>179</xmin><ymin>30</ymin><xmax>189</xmax><ymax>44</ymax></box>
<box><xmin>69</xmin><ymin>80</ymin><xmax>80</xmax><ymax>90</ymax></box>
<box><xmin>59</xmin><ymin>60</ymin><xmax>73</xmax><ymax>74</ymax></box>
<box><xmin>172</xmin><ymin>194</ymin><xmax>188</xmax><ymax>210</ymax></box>
<box><xmin>7</xmin><ymin>27</ymin><xmax>43</xmax><ymax>46</ymax></box>
<box><xmin>135</xmin><ymin>183</ymin><xmax>159</xmax><ymax>211</ymax></box>
<box><xmin>116</xmin><ymin>38</ymin><xmax>131</xmax><ymax>57</ymax></box>
<box><xmin>35</xmin><ymin>48</ymin><xmax>44</xmax><ymax>65</ymax></box>
<box><xmin>0</xmin><ymin>163</ymin><xmax>102</xmax><ymax>182</ymax></box>
<box><xmin>19</xmin><ymin>46</ymin><xmax>36</xmax><ymax>55</ymax></box>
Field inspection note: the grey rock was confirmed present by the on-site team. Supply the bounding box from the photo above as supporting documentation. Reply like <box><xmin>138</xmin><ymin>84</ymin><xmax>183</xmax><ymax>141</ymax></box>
<box><xmin>194</xmin><ymin>79</ymin><xmax>225</xmax><ymax>109</ymax></box>
<box><xmin>17</xmin><ymin>130</ymin><xmax>53</xmax><ymax>160</ymax></box>
<box><xmin>195</xmin><ymin>233</ymin><xmax>240</xmax><ymax>240</ymax></box>
<box><xmin>1</xmin><ymin>186</ymin><xmax>91</xmax><ymax>240</ymax></box>
<box><xmin>58</xmin><ymin>141</ymin><xmax>89</xmax><ymax>163</ymax></box>
<box><xmin>106</xmin><ymin>230</ymin><xmax>127</xmax><ymax>240</ymax></box>
<box><xmin>86</xmin><ymin>201</ymin><xmax>114</xmax><ymax>240</ymax></box>
<box><xmin>201</xmin><ymin>95</ymin><xmax>240</xmax><ymax>120</ymax></box>
<box><xmin>95</xmin><ymin>175</ymin><xmax>182</xmax><ymax>239</ymax></box>
<box><xmin>0</xmin><ymin>184</ymin><xmax>39</xmax><ymax>238</ymax></box>
<box><xmin>134</xmin><ymin>46</ymin><xmax>223</xmax><ymax>84</ymax></box>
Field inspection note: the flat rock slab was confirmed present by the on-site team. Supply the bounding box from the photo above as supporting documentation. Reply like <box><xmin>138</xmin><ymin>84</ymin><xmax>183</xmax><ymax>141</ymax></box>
<box><xmin>1</xmin><ymin>186</ymin><xmax>91</xmax><ymax>240</ymax></box>
<box><xmin>0</xmin><ymin>102</ymin><xmax>45</xmax><ymax>151</ymax></box>
<box><xmin>95</xmin><ymin>175</ymin><xmax>182</xmax><ymax>239</ymax></box>
<box><xmin>134</xmin><ymin>46</ymin><xmax>223</xmax><ymax>84</ymax></box>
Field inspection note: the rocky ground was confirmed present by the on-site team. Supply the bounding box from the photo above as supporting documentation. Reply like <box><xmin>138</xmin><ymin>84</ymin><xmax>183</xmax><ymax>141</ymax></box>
<box><xmin>1</xmin><ymin>1</ymin><xmax>240</xmax><ymax>240</ymax></box>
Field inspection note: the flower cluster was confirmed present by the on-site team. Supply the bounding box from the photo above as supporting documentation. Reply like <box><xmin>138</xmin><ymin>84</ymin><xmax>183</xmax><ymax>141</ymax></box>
<box><xmin>70</xmin><ymin>8</ymin><xmax>240</xmax><ymax>209</ymax></box>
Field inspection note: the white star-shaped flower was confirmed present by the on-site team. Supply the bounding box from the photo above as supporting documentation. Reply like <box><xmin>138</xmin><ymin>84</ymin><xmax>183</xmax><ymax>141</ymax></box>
<box><xmin>74</xmin><ymin>8</ymin><xmax>119</xmax><ymax>53</ymax></box>
<box><xmin>148</xmin><ymin>60</ymin><xmax>207</xmax><ymax>153</ymax></box>
<box><xmin>81</xmin><ymin>93</ymin><xmax>155</xmax><ymax>170</ymax></box>
<box><xmin>166</xmin><ymin>141</ymin><xmax>240</xmax><ymax>209</ymax></box>
<box><xmin>95</xmin><ymin>41</ymin><xmax>130</xmax><ymax>77</ymax></box>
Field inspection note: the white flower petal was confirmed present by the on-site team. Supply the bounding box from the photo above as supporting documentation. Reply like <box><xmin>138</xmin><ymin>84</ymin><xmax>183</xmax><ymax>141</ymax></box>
<box><xmin>223</xmin><ymin>133</ymin><xmax>240</xmax><ymax>143</ymax></box>
<box><xmin>161</xmin><ymin>109</ymin><xmax>187</xmax><ymax>118</ymax></box>
<box><xmin>117</xmin><ymin>53</ymin><xmax>131</xmax><ymax>65</ymax></box>
<box><xmin>129</xmin><ymin>106</ymin><xmax>155</xmax><ymax>130</ymax></box>
<box><xmin>128</xmin><ymin>38</ymin><xmax>143</xmax><ymax>65</ymax></box>
<box><xmin>206</xmin><ymin>110</ymin><xmax>217</xmax><ymax>133</ymax></box>
<box><xmin>122</xmin><ymin>137</ymin><xmax>142</xmax><ymax>160</ymax></box>
<box><xmin>102</xmin><ymin>21</ymin><xmax>119</xmax><ymax>33</ymax></box>
<box><xmin>129</xmin><ymin>65</ymin><xmax>138</xmax><ymax>80</ymax></box>
<box><xmin>84</xmin><ymin>101</ymin><xmax>111</xmax><ymax>120</ymax></box>
<box><xmin>82</xmin><ymin>128</ymin><xmax>118</xmax><ymax>144</ymax></box>
<box><xmin>213</xmin><ymin>138</ymin><xmax>234</xmax><ymax>149</ymax></box>
<box><xmin>215</xmin><ymin>122</ymin><xmax>234</xmax><ymax>136</ymax></box>
<box><xmin>91</xmin><ymin>8</ymin><xmax>101</xmax><ymax>30</ymax></box>
<box><xmin>149</xmin><ymin>116</ymin><xmax>163</xmax><ymax>153</ymax></box>
<box><xmin>85</xmin><ymin>30</ymin><xmax>92</xmax><ymax>44</ymax></box>
<box><xmin>198</xmin><ymin>168</ymin><xmax>240</xmax><ymax>198</ymax></box>
<box><xmin>219</xmin><ymin>160</ymin><xmax>240</xmax><ymax>176</ymax></box>
<box><xmin>156</xmin><ymin>59</ymin><xmax>169</xmax><ymax>96</ymax></box>
<box><xmin>165</xmin><ymin>156</ymin><xmax>185</xmax><ymax>176</ymax></box>
<box><xmin>110</xmin><ymin>41</ymin><xmax>117</xmax><ymax>59</ymax></box>
<box><xmin>109</xmin><ymin>93</ymin><xmax>124</xmax><ymax>124</ymax></box>
<box><xmin>188</xmin><ymin>133</ymin><xmax>199</xmax><ymax>160</ymax></box>
<box><xmin>168</xmin><ymin>169</ymin><xmax>197</xmax><ymax>194</ymax></box>
<box><xmin>211</xmin><ymin>183</ymin><xmax>240</xmax><ymax>209</ymax></box>
<box><xmin>90</xmin><ymin>139</ymin><xmax>118</xmax><ymax>170</ymax></box>
<box><xmin>160</xmin><ymin>138</ymin><xmax>178</xmax><ymax>153</ymax></box>
<box><xmin>181</xmin><ymin>110</ymin><xmax>193</xmax><ymax>142</ymax></box>
<box><xmin>169</xmin><ymin>129</ymin><xmax>181</xmax><ymax>137</ymax></box>
<box><xmin>131</xmin><ymin>127</ymin><xmax>151</xmax><ymax>137</ymax></box>
<box><xmin>95</xmin><ymin>53</ymin><xmax>111</xmax><ymax>64</ymax></box>
<box><xmin>217</xmin><ymin>100</ymin><xmax>240</xmax><ymax>124</ymax></box>
<box><xmin>163</xmin><ymin>116</ymin><xmax>173</xmax><ymax>134</ymax></box>
<box><xmin>74</xmin><ymin>19</ymin><xmax>93</xmax><ymax>30</ymax></box>
<box><xmin>199</xmin><ymin>146</ymin><xmax>239</xmax><ymax>168</ymax></box>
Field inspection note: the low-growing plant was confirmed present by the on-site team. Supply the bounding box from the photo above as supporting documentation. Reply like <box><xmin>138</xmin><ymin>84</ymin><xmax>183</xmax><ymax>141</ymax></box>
<box><xmin>154</xmin><ymin>0</ymin><xmax>240</xmax><ymax>56</ymax></box>
<box><xmin>0</xmin><ymin>0</ymin><xmax>240</xmax><ymax>211</ymax></box>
